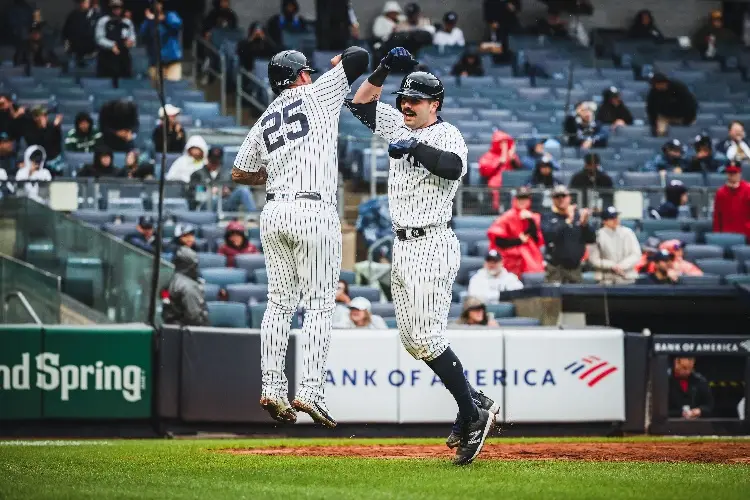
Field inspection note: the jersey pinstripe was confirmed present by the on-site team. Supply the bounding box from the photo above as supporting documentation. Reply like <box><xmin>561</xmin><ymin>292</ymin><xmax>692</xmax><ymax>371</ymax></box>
<box><xmin>233</xmin><ymin>62</ymin><xmax>350</xmax><ymax>203</ymax></box>
<box><xmin>374</xmin><ymin>102</ymin><xmax>468</xmax><ymax>228</ymax></box>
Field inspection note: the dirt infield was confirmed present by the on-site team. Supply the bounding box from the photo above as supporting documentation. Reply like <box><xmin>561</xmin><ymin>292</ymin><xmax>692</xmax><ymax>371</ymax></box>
<box><xmin>224</xmin><ymin>441</ymin><xmax>750</xmax><ymax>463</ymax></box>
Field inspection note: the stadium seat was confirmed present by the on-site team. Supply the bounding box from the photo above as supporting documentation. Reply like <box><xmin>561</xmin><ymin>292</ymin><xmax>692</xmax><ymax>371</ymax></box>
<box><xmin>348</xmin><ymin>285</ymin><xmax>380</xmax><ymax>303</ymax></box>
<box><xmin>383</xmin><ymin>317</ymin><xmax>398</xmax><ymax>328</ymax></box>
<box><xmin>683</xmin><ymin>244</ymin><xmax>723</xmax><ymax>262</ymax></box>
<box><xmin>440</xmin><ymin>108</ymin><xmax>475</xmax><ymax>122</ymax></box>
<box><xmin>169</xmin><ymin>210</ymin><xmax>218</xmax><ymax>225</ymax></box>
<box><xmin>339</xmin><ymin>270</ymin><xmax>356</xmax><ymax>284</ymax></box>
<box><xmin>453</xmin><ymin>229</ymin><xmax>489</xmax><ymax>253</ymax></box>
<box><xmin>453</xmin><ymin>216</ymin><xmax>495</xmax><ymax>230</ymax></box>
<box><xmin>456</xmin><ymin>256</ymin><xmax>485</xmax><ymax>286</ymax></box>
<box><xmin>108</xmin><ymin>199</ymin><xmax>144</xmax><ymax>211</ymax></box>
<box><xmin>226</xmin><ymin>283</ymin><xmax>268</xmax><ymax>303</ymax></box>
<box><xmin>706</xmin><ymin>173</ymin><xmax>727</xmax><ymax>187</ymax></box>
<box><xmin>724</xmin><ymin>274</ymin><xmax>750</xmax><ymax>285</ymax></box>
<box><xmin>448</xmin><ymin>303</ymin><xmax>463</xmax><ymax>319</ymax></box>
<box><xmin>704</xmin><ymin>233</ymin><xmax>747</xmax><ymax>253</ymax></box>
<box><xmin>521</xmin><ymin>272</ymin><xmax>544</xmax><ymax>286</ymax></box>
<box><xmin>679</xmin><ymin>274</ymin><xmax>722</xmax><ymax>286</ymax></box>
<box><xmin>667</xmin><ymin>173</ymin><xmax>705</xmax><ymax>188</ymax></box>
<box><xmin>474</xmin><ymin>240</ymin><xmax>491</xmax><ymax>257</ymax></box>
<box><xmin>207</xmin><ymin>301</ymin><xmax>248</xmax><ymax>328</ymax></box>
<box><xmin>72</xmin><ymin>210</ymin><xmax>113</xmax><ymax>227</ymax></box>
<box><xmin>499</xmin><ymin>317</ymin><xmax>541</xmax><ymax>326</ymax></box>
<box><xmin>653</xmin><ymin>230</ymin><xmax>696</xmax><ymax>244</ymax></box>
<box><xmin>501</xmin><ymin>170</ymin><xmax>529</xmax><ymax>187</ymax></box>
<box><xmin>694</xmin><ymin>259</ymin><xmax>739</xmax><ymax>277</ymax></box>
<box><xmin>201</xmin><ymin>268</ymin><xmax>247</xmax><ymax>286</ymax></box>
<box><xmin>730</xmin><ymin>245</ymin><xmax>750</xmax><ymax>263</ymax></box>
<box><xmin>103</xmin><ymin>222</ymin><xmax>138</xmax><ymax>239</ymax></box>
<box><xmin>249</xmin><ymin>303</ymin><xmax>266</xmax><ymax>328</ymax></box>
<box><xmin>621</xmin><ymin>172</ymin><xmax>660</xmax><ymax>188</ymax></box>
<box><xmin>370</xmin><ymin>302</ymin><xmax>395</xmax><ymax>318</ymax></box>
<box><xmin>197</xmin><ymin>252</ymin><xmax>226</xmax><ymax>269</ymax></box>
<box><xmin>476</xmin><ymin>109</ymin><xmax>513</xmax><ymax>122</ymax></box>
<box><xmin>204</xmin><ymin>283</ymin><xmax>220</xmax><ymax>301</ymax></box>
<box><xmin>183</xmin><ymin>102</ymin><xmax>221</xmax><ymax>120</ymax></box>
<box><xmin>234</xmin><ymin>254</ymin><xmax>266</xmax><ymax>276</ymax></box>
<box><xmin>199</xmin><ymin>224</ymin><xmax>225</xmax><ymax>243</ymax></box>
<box><xmin>486</xmin><ymin>302</ymin><xmax>515</xmax><ymax>318</ymax></box>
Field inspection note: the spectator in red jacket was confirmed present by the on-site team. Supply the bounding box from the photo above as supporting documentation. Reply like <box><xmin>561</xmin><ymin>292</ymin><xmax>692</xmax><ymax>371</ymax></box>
<box><xmin>712</xmin><ymin>161</ymin><xmax>750</xmax><ymax>243</ymax></box>
<box><xmin>217</xmin><ymin>221</ymin><xmax>259</xmax><ymax>266</ymax></box>
<box><xmin>479</xmin><ymin>130</ymin><xmax>521</xmax><ymax>211</ymax></box>
<box><xmin>487</xmin><ymin>188</ymin><xmax>545</xmax><ymax>278</ymax></box>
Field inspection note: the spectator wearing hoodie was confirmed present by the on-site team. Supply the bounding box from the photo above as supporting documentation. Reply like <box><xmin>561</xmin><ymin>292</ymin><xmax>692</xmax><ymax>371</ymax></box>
<box><xmin>118</xmin><ymin>149</ymin><xmax>155</xmax><ymax>179</ymax></box>
<box><xmin>647</xmin><ymin>73</ymin><xmax>698</xmax><ymax>137</ymax></box>
<box><xmin>124</xmin><ymin>215</ymin><xmax>156</xmax><ymax>254</ymax></box>
<box><xmin>569</xmin><ymin>152</ymin><xmax>614</xmax><ymax>209</ymax></box>
<box><xmin>467</xmin><ymin>249</ymin><xmax>523</xmax><ymax>305</ymax></box>
<box><xmin>153</xmin><ymin>104</ymin><xmax>186</xmax><ymax>153</ymax></box>
<box><xmin>627</xmin><ymin>9</ymin><xmax>664</xmax><ymax>41</ymax></box>
<box><xmin>521</xmin><ymin>138</ymin><xmax>560</xmax><ymax>171</ymax></box>
<box><xmin>526</xmin><ymin>156</ymin><xmax>561</xmax><ymax>189</ymax></box>
<box><xmin>95</xmin><ymin>0</ymin><xmax>136</xmax><ymax>85</ymax></box>
<box><xmin>434</xmin><ymin>11</ymin><xmax>465</xmax><ymax>47</ymax></box>
<box><xmin>646</xmin><ymin>139</ymin><xmax>688</xmax><ymax>173</ymax></box>
<box><xmin>687</xmin><ymin>134</ymin><xmax>726</xmax><ymax>174</ymax></box>
<box><xmin>487</xmin><ymin>188</ymin><xmax>545</xmax><ymax>278</ymax></box>
<box><xmin>217</xmin><ymin>221</ymin><xmax>259</xmax><ymax>267</ymax></box>
<box><xmin>16</xmin><ymin>145</ymin><xmax>52</xmax><ymax>202</ymax></box>
<box><xmin>692</xmin><ymin>10</ymin><xmax>738</xmax><ymax>59</ymax></box>
<box><xmin>541</xmin><ymin>186</ymin><xmax>596</xmax><ymax>284</ymax></box>
<box><xmin>78</xmin><ymin>145</ymin><xmax>122</xmax><ymax>177</ymax></box>
<box><xmin>588</xmin><ymin>206</ymin><xmax>642</xmax><ymax>284</ymax></box>
<box><xmin>63</xmin><ymin>0</ymin><xmax>99</xmax><ymax>67</ymax></box>
<box><xmin>189</xmin><ymin>146</ymin><xmax>257</xmax><ymax>211</ymax></box>
<box><xmin>141</xmin><ymin>0</ymin><xmax>183</xmax><ymax>82</ymax></box>
<box><xmin>713</xmin><ymin>161</ymin><xmax>750</xmax><ymax>242</ymax></box>
<box><xmin>22</xmin><ymin>106</ymin><xmax>63</xmax><ymax>175</ymax></box>
<box><xmin>65</xmin><ymin>112</ymin><xmax>102</xmax><ymax>153</ymax></box>
<box><xmin>14</xmin><ymin>22</ymin><xmax>58</xmax><ymax>69</ymax></box>
<box><xmin>99</xmin><ymin>98</ymin><xmax>139</xmax><ymax>152</ymax></box>
<box><xmin>162</xmin><ymin>247</ymin><xmax>209</xmax><ymax>326</ymax></box>
<box><xmin>266</xmin><ymin>0</ymin><xmax>307</xmax><ymax>46</ymax></box>
<box><xmin>166</xmin><ymin>135</ymin><xmax>209</xmax><ymax>183</ymax></box>
<box><xmin>450</xmin><ymin>48</ymin><xmax>484</xmax><ymax>77</ymax></box>
<box><xmin>372</xmin><ymin>1</ymin><xmax>402</xmax><ymax>45</ymax></box>
<box><xmin>596</xmin><ymin>87</ymin><xmax>634</xmax><ymax>129</ymax></box>
<box><xmin>650</xmin><ymin>179</ymin><xmax>695</xmax><ymax>220</ymax></box>
<box><xmin>717</xmin><ymin>121</ymin><xmax>750</xmax><ymax>163</ymax></box>
<box><xmin>236</xmin><ymin>22</ymin><xmax>279</xmax><ymax>72</ymax></box>
<box><xmin>479</xmin><ymin>130</ymin><xmax>521</xmax><ymax>211</ymax></box>
<box><xmin>564</xmin><ymin>101</ymin><xmax>608</xmax><ymax>149</ymax></box>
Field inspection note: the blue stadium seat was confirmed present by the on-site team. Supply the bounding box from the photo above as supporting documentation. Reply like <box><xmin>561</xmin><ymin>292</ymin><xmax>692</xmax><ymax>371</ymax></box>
<box><xmin>706</xmin><ymin>173</ymin><xmax>727</xmax><ymax>187</ymax></box>
<box><xmin>339</xmin><ymin>270</ymin><xmax>356</xmax><ymax>284</ymax></box>
<box><xmin>474</xmin><ymin>240</ymin><xmax>491</xmax><ymax>257</ymax></box>
<box><xmin>724</xmin><ymin>274</ymin><xmax>750</xmax><ymax>285</ymax></box>
<box><xmin>249</xmin><ymin>303</ymin><xmax>266</xmax><ymax>328</ymax></box>
<box><xmin>456</xmin><ymin>256</ymin><xmax>485</xmax><ymax>286</ymax></box>
<box><xmin>476</xmin><ymin>109</ymin><xmax>513</xmax><ymax>122</ymax></box>
<box><xmin>252</xmin><ymin>268</ymin><xmax>268</xmax><ymax>284</ymax></box>
<box><xmin>370</xmin><ymin>302</ymin><xmax>395</xmax><ymax>318</ymax></box>
<box><xmin>197</xmin><ymin>252</ymin><xmax>226</xmax><ymax>269</ymax></box>
<box><xmin>456</xmin><ymin>96</ymin><xmax>493</xmax><ymax>109</ymax></box>
<box><xmin>448</xmin><ymin>303</ymin><xmax>463</xmax><ymax>319</ymax></box>
<box><xmin>639</xmin><ymin>219</ymin><xmax>685</xmax><ymax>236</ymax></box>
<box><xmin>169</xmin><ymin>210</ymin><xmax>218</xmax><ymax>225</ymax></box>
<box><xmin>452</xmin><ymin>283</ymin><xmax>466</xmax><ymax>303</ymax></box>
<box><xmin>458</xmin><ymin>76</ymin><xmax>497</xmax><ymax>88</ymax></box>
<box><xmin>694</xmin><ymin>259</ymin><xmax>739</xmax><ymax>277</ymax></box>
<box><xmin>72</xmin><ymin>209</ymin><xmax>114</xmax><ymax>226</ymax></box>
<box><xmin>453</xmin><ymin>229</ymin><xmax>490</xmax><ymax>252</ymax></box>
<box><xmin>453</xmin><ymin>216</ymin><xmax>495</xmax><ymax>230</ymax></box>
<box><xmin>80</xmin><ymin>78</ymin><xmax>113</xmax><ymax>90</ymax></box>
<box><xmin>499</xmin><ymin>317</ymin><xmax>541</xmax><ymax>326</ymax></box>
<box><xmin>683</xmin><ymin>244</ymin><xmax>723</xmax><ymax>262</ymax></box>
<box><xmin>704</xmin><ymin>233</ymin><xmax>746</xmax><ymax>253</ymax></box>
<box><xmin>383</xmin><ymin>317</ymin><xmax>398</xmax><ymax>328</ymax></box>
<box><xmin>667</xmin><ymin>173</ymin><xmax>705</xmax><ymax>188</ymax></box>
<box><xmin>679</xmin><ymin>274</ymin><xmax>722</xmax><ymax>286</ymax></box>
<box><xmin>103</xmin><ymin>222</ymin><xmax>138</xmax><ymax>239</ymax></box>
<box><xmin>440</xmin><ymin>108</ymin><xmax>475</xmax><ymax>122</ymax></box>
<box><xmin>486</xmin><ymin>302</ymin><xmax>515</xmax><ymax>318</ymax></box>
<box><xmin>500</xmin><ymin>121</ymin><xmax>534</xmax><ymax>137</ymax></box>
<box><xmin>730</xmin><ymin>245</ymin><xmax>750</xmax><ymax>263</ymax></box>
<box><xmin>501</xmin><ymin>170</ymin><xmax>529</xmax><ymax>187</ymax></box>
<box><xmin>233</xmin><ymin>254</ymin><xmax>267</xmax><ymax>276</ymax></box>
<box><xmin>108</xmin><ymin>198</ymin><xmax>144</xmax><ymax>211</ymax></box>
<box><xmin>653</xmin><ymin>230</ymin><xmax>696</xmax><ymax>244</ymax></box>
<box><xmin>518</xmin><ymin>88</ymin><xmax>552</xmax><ymax>101</ymax></box>
<box><xmin>198</xmin><ymin>224</ymin><xmax>223</xmax><ymax>244</ymax></box>
<box><xmin>204</xmin><ymin>283</ymin><xmax>220</xmax><ymax>301</ymax></box>
<box><xmin>348</xmin><ymin>285</ymin><xmax>380</xmax><ymax>303</ymax></box>
<box><xmin>621</xmin><ymin>172</ymin><xmax>661</xmax><ymax>188</ymax></box>
<box><xmin>183</xmin><ymin>102</ymin><xmax>221</xmax><ymax>120</ymax></box>
<box><xmin>57</xmin><ymin>99</ymin><xmax>95</xmax><ymax>115</ymax></box>
<box><xmin>207</xmin><ymin>301</ymin><xmax>248</xmax><ymax>328</ymax></box>
<box><xmin>226</xmin><ymin>283</ymin><xmax>268</xmax><ymax>303</ymax></box>
<box><xmin>201</xmin><ymin>268</ymin><xmax>247</xmax><ymax>286</ymax></box>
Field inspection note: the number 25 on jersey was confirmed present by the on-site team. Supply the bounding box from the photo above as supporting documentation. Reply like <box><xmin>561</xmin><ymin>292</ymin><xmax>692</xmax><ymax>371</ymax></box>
<box><xmin>261</xmin><ymin>99</ymin><xmax>310</xmax><ymax>153</ymax></box>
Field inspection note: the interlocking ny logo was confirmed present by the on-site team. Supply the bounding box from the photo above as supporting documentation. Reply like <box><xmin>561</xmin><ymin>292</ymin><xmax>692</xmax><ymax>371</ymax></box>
<box><xmin>740</xmin><ymin>340</ymin><xmax>750</xmax><ymax>353</ymax></box>
<box><xmin>564</xmin><ymin>355</ymin><xmax>618</xmax><ymax>388</ymax></box>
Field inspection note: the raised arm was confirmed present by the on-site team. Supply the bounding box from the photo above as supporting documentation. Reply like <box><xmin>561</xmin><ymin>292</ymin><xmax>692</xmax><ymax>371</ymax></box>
<box><xmin>309</xmin><ymin>46</ymin><xmax>369</xmax><ymax>109</ymax></box>
<box><xmin>351</xmin><ymin>47</ymin><xmax>414</xmax><ymax>105</ymax></box>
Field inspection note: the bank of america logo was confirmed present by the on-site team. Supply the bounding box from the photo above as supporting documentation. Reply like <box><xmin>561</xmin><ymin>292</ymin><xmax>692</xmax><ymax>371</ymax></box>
<box><xmin>564</xmin><ymin>356</ymin><xmax>618</xmax><ymax>387</ymax></box>
<box><xmin>740</xmin><ymin>340</ymin><xmax>750</xmax><ymax>352</ymax></box>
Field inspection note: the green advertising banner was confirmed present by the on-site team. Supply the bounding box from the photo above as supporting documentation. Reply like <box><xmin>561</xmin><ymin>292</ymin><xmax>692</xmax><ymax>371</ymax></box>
<box><xmin>0</xmin><ymin>326</ymin><xmax>44</xmax><ymax>419</ymax></box>
<box><xmin>0</xmin><ymin>324</ymin><xmax>153</xmax><ymax>420</ymax></box>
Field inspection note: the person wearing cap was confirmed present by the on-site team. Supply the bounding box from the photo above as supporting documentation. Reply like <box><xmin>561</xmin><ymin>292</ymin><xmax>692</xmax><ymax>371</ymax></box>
<box><xmin>569</xmin><ymin>152</ymin><xmax>614</xmax><ymax>209</ymax></box>
<box><xmin>396</xmin><ymin>3</ymin><xmax>435</xmax><ymax>36</ymax></box>
<box><xmin>21</xmin><ymin>106</ymin><xmax>64</xmax><ymax>175</ymax></box>
<box><xmin>526</xmin><ymin>156</ymin><xmax>561</xmax><ymax>189</ymax></box>
<box><xmin>333</xmin><ymin>296</ymin><xmax>387</xmax><ymax>329</ymax></box>
<box><xmin>453</xmin><ymin>296</ymin><xmax>498</xmax><ymax>327</ymax></box>
<box><xmin>717</xmin><ymin>121</ymin><xmax>750</xmax><ymax>163</ymax></box>
<box><xmin>650</xmin><ymin>179</ymin><xmax>694</xmax><ymax>220</ymax></box>
<box><xmin>636</xmin><ymin>249</ymin><xmax>680</xmax><ymax>285</ymax></box>
<box><xmin>450</xmin><ymin>48</ymin><xmax>484</xmax><ymax>77</ymax></box>
<box><xmin>95</xmin><ymin>0</ymin><xmax>136</xmax><ymax>85</ymax></box>
<box><xmin>190</xmin><ymin>146</ymin><xmax>257</xmax><ymax>212</ymax></box>
<box><xmin>236</xmin><ymin>22</ymin><xmax>279</xmax><ymax>73</ymax></box>
<box><xmin>169</xmin><ymin>223</ymin><xmax>199</xmax><ymax>254</ymax></box>
<box><xmin>563</xmin><ymin>101</ymin><xmax>608</xmax><ymax>149</ymax></box>
<box><xmin>162</xmin><ymin>246</ymin><xmax>209</xmax><ymax>327</ymax></box>
<box><xmin>78</xmin><ymin>143</ymin><xmax>122</xmax><ymax>178</ymax></box>
<box><xmin>217</xmin><ymin>221</ymin><xmax>259</xmax><ymax>267</ymax></box>
<box><xmin>467</xmin><ymin>249</ymin><xmax>523</xmax><ymax>305</ymax></box>
<box><xmin>687</xmin><ymin>133</ymin><xmax>727</xmax><ymax>174</ymax></box>
<box><xmin>433</xmin><ymin>11</ymin><xmax>464</xmax><ymax>47</ymax></box>
<box><xmin>712</xmin><ymin>160</ymin><xmax>750</xmax><ymax>243</ymax></box>
<box><xmin>153</xmin><ymin>104</ymin><xmax>186</xmax><ymax>153</ymax></box>
<box><xmin>596</xmin><ymin>87</ymin><xmax>634</xmax><ymax>129</ymax></box>
<box><xmin>646</xmin><ymin>73</ymin><xmax>697</xmax><ymax>137</ymax></box>
<box><xmin>692</xmin><ymin>10</ymin><xmax>738</xmax><ymax>59</ymax></box>
<box><xmin>540</xmin><ymin>185</ymin><xmax>595</xmax><ymax>284</ymax></box>
<box><xmin>99</xmin><ymin>98</ymin><xmax>139</xmax><ymax>152</ymax></box>
<box><xmin>646</xmin><ymin>139</ymin><xmax>689</xmax><ymax>173</ymax></box>
<box><xmin>140</xmin><ymin>0</ymin><xmax>183</xmax><ymax>82</ymax></box>
<box><xmin>124</xmin><ymin>215</ymin><xmax>156</xmax><ymax>254</ymax></box>
<box><xmin>488</xmin><ymin>187</ymin><xmax>545</xmax><ymax>278</ymax></box>
<box><xmin>65</xmin><ymin>112</ymin><xmax>102</xmax><ymax>153</ymax></box>
<box><xmin>589</xmin><ymin>206</ymin><xmax>642</xmax><ymax>285</ymax></box>
<box><xmin>627</xmin><ymin>9</ymin><xmax>664</xmax><ymax>41</ymax></box>
<box><xmin>372</xmin><ymin>1</ymin><xmax>403</xmax><ymax>43</ymax></box>
<box><xmin>658</xmin><ymin>240</ymin><xmax>703</xmax><ymax>277</ymax></box>
<box><xmin>13</xmin><ymin>21</ymin><xmax>58</xmax><ymax>69</ymax></box>
<box><xmin>166</xmin><ymin>135</ymin><xmax>209</xmax><ymax>183</ymax></box>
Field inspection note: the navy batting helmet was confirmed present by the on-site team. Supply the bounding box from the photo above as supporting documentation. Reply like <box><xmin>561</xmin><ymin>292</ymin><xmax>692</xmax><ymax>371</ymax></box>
<box><xmin>393</xmin><ymin>71</ymin><xmax>445</xmax><ymax>111</ymax></box>
<box><xmin>268</xmin><ymin>50</ymin><xmax>315</xmax><ymax>95</ymax></box>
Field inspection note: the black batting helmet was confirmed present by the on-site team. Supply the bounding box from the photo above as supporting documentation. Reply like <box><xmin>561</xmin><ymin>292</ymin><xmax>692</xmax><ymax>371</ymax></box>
<box><xmin>268</xmin><ymin>50</ymin><xmax>315</xmax><ymax>95</ymax></box>
<box><xmin>393</xmin><ymin>71</ymin><xmax>445</xmax><ymax>111</ymax></box>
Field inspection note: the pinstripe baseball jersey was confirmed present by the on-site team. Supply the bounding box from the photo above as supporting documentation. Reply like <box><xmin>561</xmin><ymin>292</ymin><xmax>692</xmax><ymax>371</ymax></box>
<box><xmin>233</xmin><ymin>63</ymin><xmax>350</xmax><ymax>203</ymax></box>
<box><xmin>374</xmin><ymin>102</ymin><xmax>468</xmax><ymax>228</ymax></box>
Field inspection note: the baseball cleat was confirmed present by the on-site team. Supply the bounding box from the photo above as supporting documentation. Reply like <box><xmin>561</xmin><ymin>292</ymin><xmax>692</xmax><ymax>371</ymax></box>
<box><xmin>453</xmin><ymin>407</ymin><xmax>494</xmax><ymax>466</ymax></box>
<box><xmin>291</xmin><ymin>399</ymin><xmax>337</xmax><ymax>428</ymax></box>
<box><xmin>260</xmin><ymin>396</ymin><xmax>297</xmax><ymax>424</ymax></box>
<box><xmin>446</xmin><ymin>392</ymin><xmax>500</xmax><ymax>449</ymax></box>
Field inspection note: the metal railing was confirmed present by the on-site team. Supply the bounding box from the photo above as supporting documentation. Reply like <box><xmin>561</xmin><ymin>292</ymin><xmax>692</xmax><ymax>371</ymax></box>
<box><xmin>235</xmin><ymin>64</ymin><xmax>274</xmax><ymax>123</ymax></box>
<box><xmin>193</xmin><ymin>37</ymin><xmax>227</xmax><ymax>115</ymax></box>
<box><xmin>4</xmin><ymin>292</ymin><xmax>42</xmax><ymax>325</ymax></box>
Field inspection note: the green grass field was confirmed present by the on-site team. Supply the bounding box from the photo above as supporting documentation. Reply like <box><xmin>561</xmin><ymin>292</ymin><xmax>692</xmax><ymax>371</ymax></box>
<box><xmin>1</xmin><ymin>437</ymin><xmax>748</xmax><ymax>500</ymax></box>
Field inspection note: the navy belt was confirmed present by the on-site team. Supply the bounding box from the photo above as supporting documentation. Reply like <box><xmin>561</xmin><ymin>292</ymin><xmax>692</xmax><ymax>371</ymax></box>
<box><xmin>266</xmin><ymin>192</ymin><xmax>321</xmax><ymax>202</ymax></box>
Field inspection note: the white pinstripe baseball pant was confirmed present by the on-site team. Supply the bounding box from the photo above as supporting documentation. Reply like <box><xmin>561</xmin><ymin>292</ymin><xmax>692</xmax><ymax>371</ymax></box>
<box><xmin>259</xmin><ymin>199</ymin><xmax>341</xmax><ymax>404</ymax></box>
<box><xmin>391</xmin><ymin>227</ymin><xmax>460</xmax><ymax>362</ymax></box>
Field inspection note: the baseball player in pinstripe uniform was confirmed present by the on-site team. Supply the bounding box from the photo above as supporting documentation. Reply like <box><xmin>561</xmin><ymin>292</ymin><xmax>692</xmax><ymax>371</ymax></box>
<box><xmin>232</xmin><ymin>47</ymin><xmax>369</xmax><ymax>428</ymax></box>
<box><xmin>346</xmin><ymin>48</ymin><xmax>499</xmax><ymax>465</ymax></box>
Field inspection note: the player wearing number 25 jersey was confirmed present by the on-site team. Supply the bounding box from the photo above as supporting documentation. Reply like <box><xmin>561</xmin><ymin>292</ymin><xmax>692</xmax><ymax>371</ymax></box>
<box><xmin>232</xmin><ymin>47</ymin><xmax>368</xmax><ymax>427</ymax></box>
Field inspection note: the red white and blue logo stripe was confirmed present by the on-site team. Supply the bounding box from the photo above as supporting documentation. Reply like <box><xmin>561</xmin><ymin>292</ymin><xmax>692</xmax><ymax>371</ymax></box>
<box><xmin>564</xmin><ymin>356</ymin><xmax>618</xmax><ymax>387</ymax></box>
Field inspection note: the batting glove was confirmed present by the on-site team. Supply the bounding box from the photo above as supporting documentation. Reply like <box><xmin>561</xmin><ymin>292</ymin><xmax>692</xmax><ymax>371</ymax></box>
<box><xmin>388</xmin><ymin>137</ymin><xmax>419</xmax><ymax>159</ymax></box>
<box><xmin>381</xmin><ymin>47</ymin><xmax>417</xmax><ymax>73</ymax></box>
